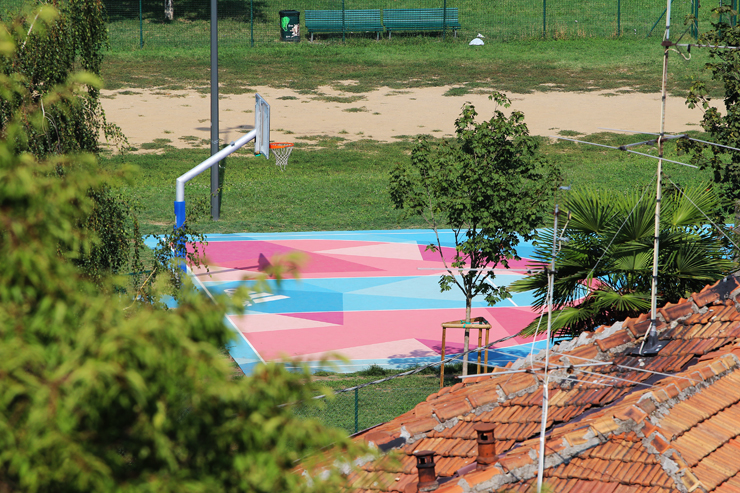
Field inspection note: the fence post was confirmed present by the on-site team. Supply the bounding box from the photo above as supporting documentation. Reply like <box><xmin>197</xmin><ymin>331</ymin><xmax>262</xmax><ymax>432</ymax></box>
<box><xmin>542</xmin><ymin>0</ymin><xmax>547</xmax><ymax>38</ymax></box>
<box><xmin>139</xmin><ymin>0</ymin><xmax>143</xmax><ymax>48</ymax></box>
<box><xmin>342</xmin><ymin>0</ymin><xmax>346</xmax><ymax>42</ymax></box>
<box><xmin>617</xmin><ymin>0</ymin><xmax>621</xmax><ymax>36</ymax></box>
<box><xmin>693</xmin><ymin>0</ymin><xmax>700</xmax><ymax>38</ymax></box>
<box><xmin>443</xmin><ymin>0</ymin><xmax>447</xmax><ymax>40</ymax></box>
<box><xmin>354</xmin><ymin>387</ymin><xmax>359</xmax><ymax>434</ymax></box>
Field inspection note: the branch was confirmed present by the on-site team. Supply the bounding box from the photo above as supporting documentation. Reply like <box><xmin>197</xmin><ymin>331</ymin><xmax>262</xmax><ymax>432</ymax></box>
<box><xmin>432</xmin><ymin>225</ymin><xmax>466</xmax><ymax>294</ymax></box>
<box><xmin>19</xmin><ymin>11</ymin><xmax>41</xmax><ymax>51</ymax></box>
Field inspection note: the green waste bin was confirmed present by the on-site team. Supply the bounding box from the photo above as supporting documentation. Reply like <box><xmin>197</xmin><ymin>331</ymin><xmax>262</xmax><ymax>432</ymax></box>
<box><xmin>279</xmin><ymin>10</ymin><xmax>300</xmax><ymax>42</ymax></box>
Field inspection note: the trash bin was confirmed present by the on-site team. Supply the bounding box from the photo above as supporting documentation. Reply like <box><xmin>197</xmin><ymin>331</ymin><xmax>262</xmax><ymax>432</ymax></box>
<box><xmin>279</xmin><ymin>10</ymin><xmax>300</xmax><ymax>42</ymax></box>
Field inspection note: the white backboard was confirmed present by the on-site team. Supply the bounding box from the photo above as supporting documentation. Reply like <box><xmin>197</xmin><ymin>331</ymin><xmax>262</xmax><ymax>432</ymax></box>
<box><xmin>255</xmin><ymin>93</ymin><xmax>270</xmax><ymax>159</ymax></box>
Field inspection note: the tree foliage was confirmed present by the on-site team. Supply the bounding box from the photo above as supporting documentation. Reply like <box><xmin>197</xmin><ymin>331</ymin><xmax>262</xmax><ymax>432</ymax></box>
<box><xmin>683</xmin><ymin>4</ymin><xmax>740</xmax><ymax>227</ymax></box>
<box><xmin>0</xmin><ymin>1</ymin><xmax>208</xmax><ymax>297</ymax></box>
<box><xmin>0</xmin><ymin>17</ymin><xmax>363</xmax><ymax>492</ymax></box>
<box><xmin>510</xmin><ymin>185</ymin><xmax>735</xmax><ymax>339</ymax></box>
<box><xmin>389</xmin><ymin>93</ymin><xmax>560</xmax><ymax>370</ymax></box>
<box><xmin>0</xmin><ymin>0</ymin><xmax>117</xmax><ymax>156</ymax></box>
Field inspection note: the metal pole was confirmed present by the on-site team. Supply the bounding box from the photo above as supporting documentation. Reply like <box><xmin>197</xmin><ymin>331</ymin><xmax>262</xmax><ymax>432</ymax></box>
<box><xmin>693</xmin><ymin>0</ymin><xmax>700</xmax><ymax>38</ymax></box>
<box><xmin>250</xmin><ymin>0</ymin><xmax>254</xmax><ymax>47</ymax></box>
<box><xmin>210</xmin><ymin>0</ymin><xmax>220</xmax><ymax>221</ymax></box>
<box><xmin>443</xmin><ymin>0</ymin><xmax>448</xmax><ymax>40</ymax></box>
<box><xmin>139</xmin><ymin>0</ymin><xmax>143</xmax><ymax>48</ymax></box>
<box><xmin>638</xmin><ymin>0</ymin><xmax>671</xmax><ymax>357</ymax></box>
<box><xmin>354</xmin><ymin>387</ymin><xmax>359</xmax><ymax>433</ymax></box>
<box><xmin>342</xmin><ymin>0</ymin><xmax>346</xmax><ymax>42</ymax></box>
<box><xmin>617</xmin><ymin>0</ymin><xmax>621</xmax><ymax>36</ymax></box>
<box><xmin>536</xmin><ymin>203</ymin><xmax>558</xmax><ymax>493</ymax></box>
<box><xmin>543</xmin><ymin>0</ymin><xmax>547</xmax><ymax>38</ymax></box>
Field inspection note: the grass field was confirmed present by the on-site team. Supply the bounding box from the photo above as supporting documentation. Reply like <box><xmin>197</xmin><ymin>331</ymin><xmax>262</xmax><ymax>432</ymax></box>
<box><xmin>291</xmin><ymin>365</ymin><xmax>463</xmax><ymax>434</ymax></box>
<box><xmin>99</xmin><ymin>132</ymin><xmax>715</xmax><ymax>235</ymax></box>
<box><xmin>101</xmin><ymin>37</ymin><xmax>720</xmax><ymax>98</ymax></box>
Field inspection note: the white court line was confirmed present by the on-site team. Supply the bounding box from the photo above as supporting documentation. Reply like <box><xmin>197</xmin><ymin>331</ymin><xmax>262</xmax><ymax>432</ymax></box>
<box><xmin>188</xmin><ymin>265</ymin><xmax>265</xmax><ymax>364</ymax></box>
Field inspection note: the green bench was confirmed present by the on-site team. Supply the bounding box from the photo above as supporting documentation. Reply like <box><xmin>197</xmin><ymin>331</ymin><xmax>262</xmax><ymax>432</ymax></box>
<box><xmin>304</xmin><ymin>9</ymin><xmax>384</xmax><ymax>41</ymax></box>
<box><xmin>382</xmin><ymin>8</ymin><xmax>462</xmax><ymax>38</ymax></box>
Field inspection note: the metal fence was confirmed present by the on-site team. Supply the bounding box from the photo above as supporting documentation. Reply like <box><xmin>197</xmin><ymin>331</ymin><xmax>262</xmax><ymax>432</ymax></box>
<box><xmin>293</xmin><ymin>384</ymin><xmax>439</xmax><ymax>435</ymax></box>
<box><xmin>93</xmin><ymin>0</ymin><xmax>710</xmax><ymax>50</ymax></box>
<box><xmin>0</xmin><ymin>0</ymin><xmax>726</xmax><ymax>49</ymax></box>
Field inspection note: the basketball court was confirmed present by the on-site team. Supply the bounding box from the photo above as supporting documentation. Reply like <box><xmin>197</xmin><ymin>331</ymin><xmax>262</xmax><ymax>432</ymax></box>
<box><xmin>167</xmin><ymin>93</ymin><xmax>547</xmax><ymax>374</ymax></box>
<box><xmin>183</xmin><ymin>230</ymin><xmax>547</xmax><ymax>374</ymax></box>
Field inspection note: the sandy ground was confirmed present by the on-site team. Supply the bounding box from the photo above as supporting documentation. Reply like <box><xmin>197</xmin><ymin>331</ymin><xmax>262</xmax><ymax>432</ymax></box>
<box><xmin>100</xmin><ymin>84</ymin><xmax>710</xmax><ymax>150</ymax></box>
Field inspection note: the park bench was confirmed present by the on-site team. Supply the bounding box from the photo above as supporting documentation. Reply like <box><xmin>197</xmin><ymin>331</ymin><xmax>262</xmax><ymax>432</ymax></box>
<box><xmin>304</xmin><ymin>9</ymin><xmax>384</xmax><ymax>41</ymax></box>
<box><xmin>382</xmin><ymin>8</ymin><xmax>461</xmax><ymax>38</ymax></box>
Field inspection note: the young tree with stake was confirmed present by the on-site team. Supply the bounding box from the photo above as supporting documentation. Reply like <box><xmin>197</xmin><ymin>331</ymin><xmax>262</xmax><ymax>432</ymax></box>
<box><xmin>389</xmin><ymin>93</ymin><xmax>560</xmax><ymax>375</ymax></box>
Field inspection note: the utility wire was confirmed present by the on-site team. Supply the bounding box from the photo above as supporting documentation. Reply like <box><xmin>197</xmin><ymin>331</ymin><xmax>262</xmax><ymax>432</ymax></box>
<box><xmin>305</xmin><ymin>333</ymin><xmax>518</xmax><ymax>401</ymax></box>
<box><xmin>554</xmin><ymin>136</ymin><xmax>698</xmax><ymax>169</ymax></box>
<box><xmin>598</xmin><ymin>127</ymin><xmax>740</xmax><ymax>153</ymax></box>
<box><xmin>550</xmin><ymin>350</ymin><xmax>702</xmax><ymax>384</ymax></box>
<box><xmin>663</xmin><ymin>174</ymin><xmax>740</xmax><ymax>253</ymax></box>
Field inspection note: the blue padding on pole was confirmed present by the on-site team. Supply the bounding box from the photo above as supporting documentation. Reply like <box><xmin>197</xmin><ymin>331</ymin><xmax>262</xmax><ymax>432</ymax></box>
<box><xmin>174</xmin><ymin>200</ymin><xmax>186</xmax><ymax>229</ymax></box>
<box><xmin>174</xmin><ymin>200</ymin><xmax>187</xmax><ymax>272</ymax></box>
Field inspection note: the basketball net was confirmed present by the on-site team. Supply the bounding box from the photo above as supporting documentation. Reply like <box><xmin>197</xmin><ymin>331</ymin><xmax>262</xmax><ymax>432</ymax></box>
<box><xmin>270</xmin><ymin>142</ymin><xmax>293</xmax><ymax>171</ymax></box>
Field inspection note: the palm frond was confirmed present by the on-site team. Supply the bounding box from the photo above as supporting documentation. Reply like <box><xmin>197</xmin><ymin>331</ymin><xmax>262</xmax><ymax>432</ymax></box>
<box><xmin>666</xmin><ymin>183</ymin><xmax>720</xmax><ymax>228</ymax></box>
<box><xmin>590</xmin><ymin>289</ymin><xmax>651</xmax><ymax>312</ymax></box>
<box><xmin>566</xmin><ymin>188</ymin><xmax>617</xmax><ymax>234</ymax></box>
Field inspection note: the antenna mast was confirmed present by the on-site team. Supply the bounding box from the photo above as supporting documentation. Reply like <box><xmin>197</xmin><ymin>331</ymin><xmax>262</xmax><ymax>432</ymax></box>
<box><xmin>637</xmin><ymin>0</ymin><xmax>672</xmax><ymax>356</ymax></box>
<box><xmin>536</xmin><ymin>202</ymin><xmax>560</xmax><ymax>492</ymax></box>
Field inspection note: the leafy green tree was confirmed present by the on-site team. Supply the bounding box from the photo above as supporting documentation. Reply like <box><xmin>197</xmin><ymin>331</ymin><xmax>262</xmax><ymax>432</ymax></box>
<box><xmin>683</xmin><ymin>4</ymin><xmax>740</xmax><ymax>229</ymax></box>
<box><xmin>510</xmin><ymin>185</ymin><xmax>735</xmax><ymax>339</ymax></box>
<box><xmin>0</xmin><ymin>17</ymin><xmax>362</xmax><ymax>493</ymax></box>
<box><xmin>389</xmin><ymin>93</ymin><xmax>560</xmax><ymax>374</ymax></box>
<box><xmin>0</xmin><ymin>1</ymin><xmax>207</xmax><ymax>296</ymax></box>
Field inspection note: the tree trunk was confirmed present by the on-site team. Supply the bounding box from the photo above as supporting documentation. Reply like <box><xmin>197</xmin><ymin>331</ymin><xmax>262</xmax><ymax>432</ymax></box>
<box><xmin>461</xmin><ymin>300</ymin><xmax>472</xmax><ymax>376</ymax></box>
<box><xmin>164</xmin><ymin>0</ymin><xmax>174</xmax><ymax>21</ymax></box>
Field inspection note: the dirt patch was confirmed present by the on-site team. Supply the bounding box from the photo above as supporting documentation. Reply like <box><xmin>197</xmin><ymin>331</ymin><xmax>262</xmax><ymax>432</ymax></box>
<box><xmin>100</xmin><ymin>85</ymin><xmax>710</xmax><ymax>151</ymax></box>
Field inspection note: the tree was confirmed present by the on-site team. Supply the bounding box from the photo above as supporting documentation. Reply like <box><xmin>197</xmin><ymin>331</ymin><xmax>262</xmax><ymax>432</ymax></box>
<box><xmin>389</xmin><ymin>93</ymin><xmax>561</xmax><ymax>374</ymax></box>
<box><xmin>510</xmin><ymin>185</ymin><xmax>735</xmax><ymax>339</ymax></box>
<box><xmin>683</xmin><ymin>4</ymin><xmax>740</xmax><ymax>230</ymax></box>
<box><xmin>0</xmin><ymin>1</ymin><xmax>206</xmax><ymax>297</ymax></box>
<box><xmin>0</xmin><ymin>13</ymin><xmax>363</xmax><ymax>492</ymax></box>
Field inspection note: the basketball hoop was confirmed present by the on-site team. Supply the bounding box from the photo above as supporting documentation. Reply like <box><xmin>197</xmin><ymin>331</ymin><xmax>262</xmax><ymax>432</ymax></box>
<box><xmin>270</xmin><ymin>142</ymin><xmax>293</xmax><ymax>171</ymax></box>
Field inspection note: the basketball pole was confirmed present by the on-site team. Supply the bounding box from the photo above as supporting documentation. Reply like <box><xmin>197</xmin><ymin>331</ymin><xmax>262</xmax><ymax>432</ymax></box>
<box><xmin>210</xmin><ymin>0</ymin><xmax>220</xmax><ymax>220</ymax></box>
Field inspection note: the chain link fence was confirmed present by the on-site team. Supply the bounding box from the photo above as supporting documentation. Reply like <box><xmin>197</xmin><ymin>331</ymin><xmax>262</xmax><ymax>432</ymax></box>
<box><xmin>0</xmin><ymin>0</ymin><xmax>726</xmax><ymax>49</ymax></box>
<box><xmin>293</xmin><ymin>383</ymin><xmax>440</xmax><ymax>435</ymax></box>
<box><xmin>89</xmin><ymin>0</ymin><xmax>709</xmax><ymax>50</ymax></box>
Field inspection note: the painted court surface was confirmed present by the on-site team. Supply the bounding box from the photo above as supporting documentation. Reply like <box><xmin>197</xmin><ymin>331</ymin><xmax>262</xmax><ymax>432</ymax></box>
<box><xmin>188</xmin><ymin>230</ymin><xmax>546</xmax><ymax>374</ymax></box>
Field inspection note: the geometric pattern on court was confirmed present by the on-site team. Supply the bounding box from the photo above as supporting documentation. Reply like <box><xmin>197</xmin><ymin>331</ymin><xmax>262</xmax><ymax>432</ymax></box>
<box><xmin>187</xmin><ymin>230</ymin><xmax>547</xmax><ymax>374</ymax></box>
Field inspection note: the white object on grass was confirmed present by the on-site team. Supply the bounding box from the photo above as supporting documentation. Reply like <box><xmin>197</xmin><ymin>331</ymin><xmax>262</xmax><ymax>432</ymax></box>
<box><xmin>469</xmin><ymin>38</ymin><xmax>484</xmax><ymax>46</ymax></box>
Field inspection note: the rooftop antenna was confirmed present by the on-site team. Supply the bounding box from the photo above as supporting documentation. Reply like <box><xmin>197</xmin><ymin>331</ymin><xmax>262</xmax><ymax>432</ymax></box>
<box><xmin>536</xmin><ymin>185</ymin><xmax>569</xmax><ymax>492</ymax></box>
<box><xmin>632</xmin><ymin>0</ymin><xmax>674</xmax><ymax>357</ymax></box>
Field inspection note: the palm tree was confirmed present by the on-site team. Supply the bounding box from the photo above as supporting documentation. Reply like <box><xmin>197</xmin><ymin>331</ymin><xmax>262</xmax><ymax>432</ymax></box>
<box><xmin>511</xmin><ymin>184</ymin><xmax>736</xmax><ymax>339</ymax></box>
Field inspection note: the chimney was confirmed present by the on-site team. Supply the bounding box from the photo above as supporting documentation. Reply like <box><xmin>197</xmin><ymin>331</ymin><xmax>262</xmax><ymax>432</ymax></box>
<box><xmin>414</xmin><ymin>450</ymin><xmax>439</xmax><ymax>492</ymax></box>
<box><xmin>473</xmin><ymin>422</ymin><xmax>497</xmax><ymax>469</ymax></box>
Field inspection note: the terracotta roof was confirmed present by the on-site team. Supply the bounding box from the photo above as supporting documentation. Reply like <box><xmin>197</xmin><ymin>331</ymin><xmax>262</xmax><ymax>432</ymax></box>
<box><xmin>341</xmin><ymin>276</ymin><xmax>740</xmax><ymax>493</ymax></box>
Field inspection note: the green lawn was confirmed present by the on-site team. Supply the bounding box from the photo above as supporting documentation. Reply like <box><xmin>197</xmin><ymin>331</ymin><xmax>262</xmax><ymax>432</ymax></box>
<box><xmin>102</xmin><ymin>37</ymin><xmax>719</xmax><ymax>97</ymax></box>
<box><xmin>293</xmin><ymin>377</ymin><xmax>440</xmax><ymax>434</ymax></box>
<box><xmin>99</xmin><ymin>132</ymin><xmax>715</xmax><ymax>235</ymax></box>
